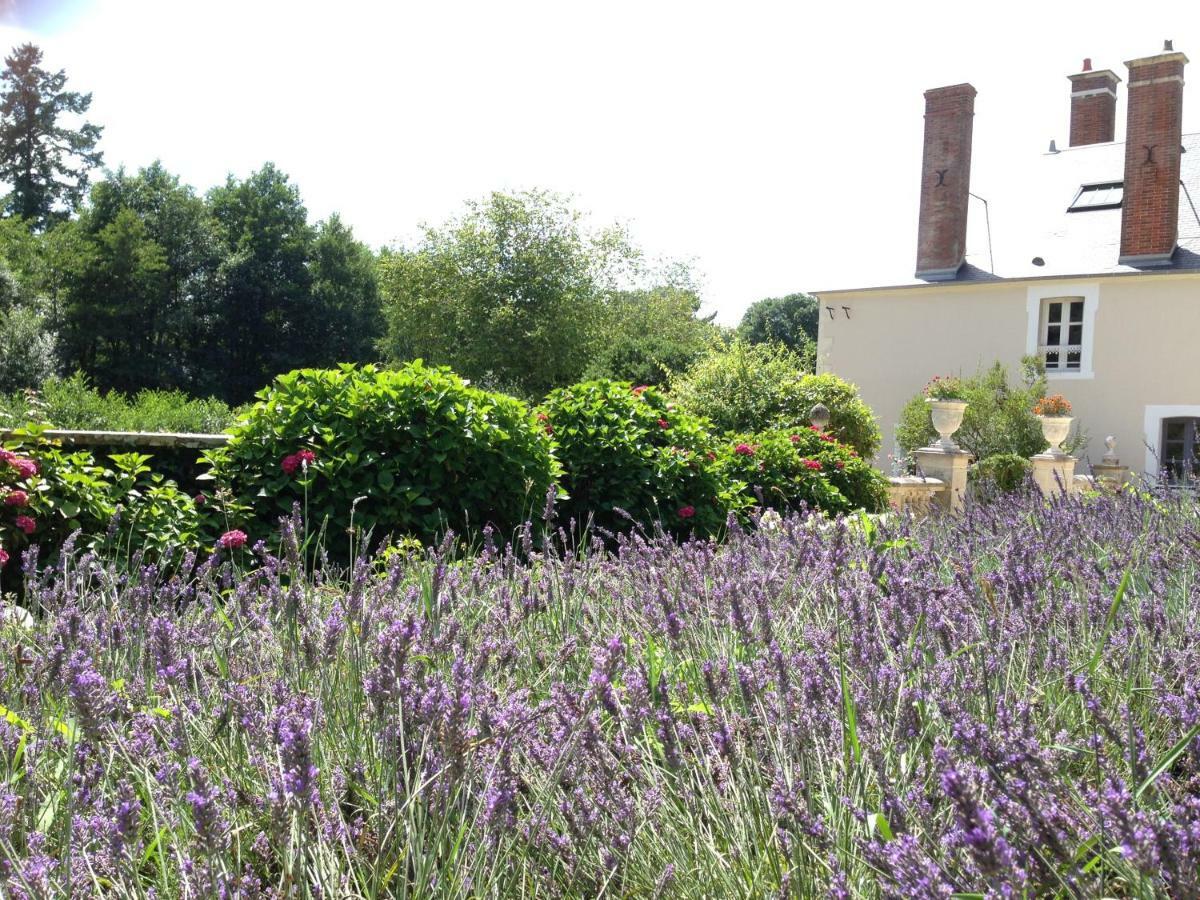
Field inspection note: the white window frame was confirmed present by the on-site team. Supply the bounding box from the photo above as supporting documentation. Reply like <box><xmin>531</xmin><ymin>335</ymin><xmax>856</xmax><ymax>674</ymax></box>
<box><xmin>1025</xmin><ymin>282</ymin><xmax>1099</xmax><ymax>380</ymax></box>
<box><xmin>1144</xmin><ymin>405</ymin><xmax>1200</xmax><ymax>478</ymax></box>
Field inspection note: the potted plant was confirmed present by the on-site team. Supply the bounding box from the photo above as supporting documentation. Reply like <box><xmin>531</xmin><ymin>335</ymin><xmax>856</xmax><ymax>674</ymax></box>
<box><xmin>924</xmin><ymin>376</ymin><xmax>968</xmax><ymax>450</ymax></box>
<box><xmin>1033</xmin><ymin>394</ymin><xmax>1073</xmax><ymax>457</ymax></box>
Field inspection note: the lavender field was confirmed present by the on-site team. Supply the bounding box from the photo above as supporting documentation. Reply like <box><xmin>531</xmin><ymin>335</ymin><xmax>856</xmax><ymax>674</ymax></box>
<box><xmin>1</xmin><ymin>490</ymin><xmax>1198</xmax><ymax>897</ymax></box>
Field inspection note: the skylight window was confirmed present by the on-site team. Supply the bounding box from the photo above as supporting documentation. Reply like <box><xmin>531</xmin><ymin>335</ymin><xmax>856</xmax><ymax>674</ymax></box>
<box><xmin>1068</xmin><ymin>182</ymin><xmax>1123</xmax><ymax>212</ymax></box>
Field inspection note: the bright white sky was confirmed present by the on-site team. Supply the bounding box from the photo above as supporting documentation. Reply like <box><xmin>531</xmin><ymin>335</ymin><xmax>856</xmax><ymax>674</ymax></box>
<box><xmin>3</xmin><ymin>0</ymin><xmax>1200</xmax><ymax>323</ymax></box>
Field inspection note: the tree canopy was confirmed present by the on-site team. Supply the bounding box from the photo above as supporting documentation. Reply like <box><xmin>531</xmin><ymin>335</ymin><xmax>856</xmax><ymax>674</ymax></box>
<box><xmin>0</xmin><ymin>43</ymin><xmax>102</xmax><ymax>228</ymax></box>
<box><xmin>738</xmin><ymin>292</ymin><xmax>819</xmax><ymax>356</ymax></box>
<box><xmin>379</xmin><ymin>190</ymin><xmax>711</xmax><ymax>397</ymax></box>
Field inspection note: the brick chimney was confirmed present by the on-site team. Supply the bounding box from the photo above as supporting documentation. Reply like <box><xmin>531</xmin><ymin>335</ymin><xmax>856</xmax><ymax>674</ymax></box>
<box><xmin>1119</xmin><ymin>44</ymin><xmax>1188</xmax><ymax>266</ymax></box>
<box><xmin>1068</xmin><ymin>59</ymin><xmax>1120</xmax><ymax>146</ymax></box>
<box><xmin>915</xmin><ymin>84</ymin><xmax>976</xmax><ymax>281</ymax></box>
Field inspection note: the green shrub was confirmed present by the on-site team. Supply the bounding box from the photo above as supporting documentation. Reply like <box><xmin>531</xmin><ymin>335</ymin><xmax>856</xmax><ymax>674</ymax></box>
<box><xmin>969</xmin><ymin>453</ymin><xmax>1033</xmax><ymax>497</ymax></box>
<box><xmin>208</xmin><ymin>362</ymin><xmax>557</xmax><ymax>551</ymax></box>
<box><xmin>716</xmin><ymin>427</ymin><xmax>889</xmax><ymax>516</ymax></box>
<box><xmin>897</xmin><ymin>357</ymin><xmax>1087</xmax><ymax>459</ymax></box>
<box><xmin>669</xmin><ymin>339</ymin><xmax>880</xmax><ymax>458</ymax></box>
<box><xmin>539</xmin><ymin>380</ymin><xmax>744</xmax><ymax>539</ymax></box>
<box><xmin>0</xmin><ymin>372</ymin><xmax>240</xmax><ymax>433</ymax></box>
<box><xmin>1</xmin><ymin>430</ymin><xmax>210</xmax><ymax>572</ymax></box>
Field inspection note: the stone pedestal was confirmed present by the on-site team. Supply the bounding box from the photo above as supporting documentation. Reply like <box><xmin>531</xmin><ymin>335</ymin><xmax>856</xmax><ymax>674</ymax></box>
<box><xmin>1031</xmin><ymin>453</ymin><xmax>1076</xmax><ymax>496</ymax></box>
<box><xmin>1091</xmin><ymin>462</ymin><xmax>1128</xmax><ymax>492</ymax></box>
<box><xmin>912</xmin><ymin>447</ymin><xmax>971</xmax><ymax>513</ymax></box>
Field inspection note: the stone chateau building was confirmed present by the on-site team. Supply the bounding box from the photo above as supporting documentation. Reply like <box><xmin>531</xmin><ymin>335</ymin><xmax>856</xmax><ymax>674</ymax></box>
<box><xmin>816</xmin><ymin>43</ymin><xmax>1200</xmax><ymax>479</ymax></box>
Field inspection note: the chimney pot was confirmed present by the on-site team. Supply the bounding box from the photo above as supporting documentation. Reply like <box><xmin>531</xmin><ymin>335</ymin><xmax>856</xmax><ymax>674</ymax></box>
<box><xmin>1165</xmin><ymin>39</ymin><xmax>1173</xmax><ymax>51</ymax></box>
<box><xmin>914</xmin><ymin>84</ymin><xmax>976</xmax><ymax>281</ymax></box>
<box><xmin>1120</xmin><ymin>47</ymin><xmax>1188</xmax><ymax>265</ymax></box>
<box><xmin>1083</xmin><ymin>58</ymin><xmax>1092</xmax><ymax>71</ymax></box>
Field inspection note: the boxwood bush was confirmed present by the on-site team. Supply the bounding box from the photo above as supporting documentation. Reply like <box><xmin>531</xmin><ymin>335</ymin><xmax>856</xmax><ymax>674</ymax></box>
<box><xmin>539</xmin><ymin>380</ymin><xmax>744</xmax><ymax>539</ymax></box>
<box><xmin>207</xmin><ymin>363</ymin><xmax>557</xmax><ymax>551</ymax></box>
<box><xmin>716</xmin><ymin>427</ymin><xmax>889</xmax><ymax>517</ymax></box>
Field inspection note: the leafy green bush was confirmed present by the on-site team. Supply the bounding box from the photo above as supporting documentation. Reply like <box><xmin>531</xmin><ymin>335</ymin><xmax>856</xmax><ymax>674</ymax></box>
<box><xmin>539</xmin><ymin>380</ymin><xmax>744</xmax><ymax>538</ymax></box>
<box><xmin>969</xmin><ymin>453</ymin><xmax>1033</xmax><ymax>498</ymax></box>
<box><xmin>670</xmin><ymin>339</ymin><xmax>880</xmax><ymax>458</ymax></box>
<box><xmin>715</xmin><ymin>427</ymin><xmax>889</xmax><ymax>516</ymax></box>
<box><xmin>0</xmin><ymin>372</ymin><xmax>240</xmax><ymax>433</ymax></box>
<box><xmin>896</xmin><ymin>357</ymin><xmax>1087</xmax><ymax>459</ymax></box>
<box><xmin>582</xmin><ymin>330</ymin><xmax>708</xmax><ymax>388</ymax></box>
<box><xmin>208</xmin><ymin>362</ymin><xmax>557</xmax><ymax>551</ymax></box>
<box><xmin>1</xmin><ymin>430</ymin><xmax>211</xmax><ymax>573</ymax></box>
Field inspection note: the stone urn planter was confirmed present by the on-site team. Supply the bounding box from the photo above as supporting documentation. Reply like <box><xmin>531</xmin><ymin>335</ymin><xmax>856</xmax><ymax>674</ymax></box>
<box><xmin>1038</xmin><ymin>415</ymin><xmax>1074</xmax><ymax>458</ymax></box>
<box><xmin>927</xmin><ymin>399</ymin><xmax>968</xmax><ymax>450</ymax></box>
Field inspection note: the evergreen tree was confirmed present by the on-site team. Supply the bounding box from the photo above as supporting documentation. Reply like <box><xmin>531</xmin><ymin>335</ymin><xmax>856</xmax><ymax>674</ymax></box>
<box><xmin>0</xmin><ymin>43</ymin><xmax>103</xmax><ymax>228</ymax></box>
<box><xmin>208</xmin><ymin>163</ymin><xmax>315</xmax><ymax>402</ymax></box>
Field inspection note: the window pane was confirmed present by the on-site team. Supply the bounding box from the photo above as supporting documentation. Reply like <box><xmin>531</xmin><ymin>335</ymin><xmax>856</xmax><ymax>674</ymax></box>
<box><xmin>1047</xmin><ymin>325</ymin><xmax>1061</xmax><ymax>345</ymax></box>
<box><xmin>1047</xmin><ymin>303</ymin><xmax>1062</xmax><ymax>323</ymax></box>
<box><xmin>1066</xmin><ymin>351</ymin><xmax>1081</xmax><ymax>369</ymax></box>
<box><xmin>1069</xmin><ymin>301</ymin><xmax>1084</xmax><ymax>322</ymax></box>
<box><xmin>1045</xmin><ymin>350</ymin><xmax>1060</xmax><ymax>369</ymax></box>
<box><xmin>1068</xmin><ymin>324</ymin><xmax>1082</xmax><ymax>345</ymax></box>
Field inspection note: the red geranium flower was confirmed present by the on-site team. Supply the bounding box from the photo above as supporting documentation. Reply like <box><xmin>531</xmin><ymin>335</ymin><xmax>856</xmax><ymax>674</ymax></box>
<box><xmin>803</xmin><ymin>459</ymin><xmax>822</xmax><ymax>471</ymax></box>
<box><xmin>0</xmin><ymin>548</ymin><xmax>8</xmax><ymax>566</ymax></box>
<box><xmin>734</xmin><ymin>443</ymin><xmax>755</xmax><ymax>457</ymax></box>
<box><xmin>657</xmin><ymin>419</ymin><xmax>670</xmax><ymax>430</ymax></box>
<box><xmin>14</xmin><ymin>515</ymin><xmax>35</xmax><ymax>535</ymax></box>
<box><xmin>631</xmin><ymin>385</ymin><xmax>649</xmax><ymax>396</ymax></box>
<box><xmin>4</xmin><ymin>490</ymin><xmax>28</xmax><ymax>507</ymax></box>
<box><xmin>789</xmin><ymin>434</ymin><xmax>801</xmax><ymax>444</ymax></box>
<box><xmin>218</xmin><ymin>529</ymin><xmax>248</xmax><ymax>550</ymax></box>
<box><xmin>677</xmin><ymin>505</ymin><xmax>696</xmax><ymax>519</ymax></box>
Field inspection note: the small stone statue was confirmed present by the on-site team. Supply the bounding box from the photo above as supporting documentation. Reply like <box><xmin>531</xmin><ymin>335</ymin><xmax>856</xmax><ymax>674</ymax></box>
<box><xmin>1102</xmin><ymin>435</ymin><xmax>1119</xmax><ymax>466</ymax></box>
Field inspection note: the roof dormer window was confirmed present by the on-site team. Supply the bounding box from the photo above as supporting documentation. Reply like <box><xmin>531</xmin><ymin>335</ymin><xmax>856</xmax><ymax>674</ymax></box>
<box><xmin>1068</xmin><ymin>181</ymin><xmax>1123</xmax><ymax>212</ymax></box>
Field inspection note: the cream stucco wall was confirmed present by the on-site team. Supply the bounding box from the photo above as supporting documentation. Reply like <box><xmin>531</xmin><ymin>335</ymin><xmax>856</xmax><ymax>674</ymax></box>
<box><xmin>816</xmin><ymin>272</ymin><xmax>1200</xmax><ymax>476</ymax></box>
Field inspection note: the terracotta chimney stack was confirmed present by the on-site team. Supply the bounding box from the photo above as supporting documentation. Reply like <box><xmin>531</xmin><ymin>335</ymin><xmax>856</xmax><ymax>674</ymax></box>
<box><xmin>1119</xmin><ymin>45</ymin><xmax>1188</xmax><ymax>266</ymax></box>
<box><xmin>915</xmin><ymin>83</ymin><xmax>976</xmax><ymax>281</ymax></box>
<box><xmin>1068</xmin><ymin>60</ymin><xmax>1120</xmax><ymax>146</ymax></box>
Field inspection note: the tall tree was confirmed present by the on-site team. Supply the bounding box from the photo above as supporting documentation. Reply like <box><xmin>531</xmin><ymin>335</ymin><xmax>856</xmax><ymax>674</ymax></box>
<box><xmin>59</xmin><ymin>209</ymin><xmax>167</xmax><ymax>391</ymax></box>
<box><xmin>309</xmin><ymin>213</ymin><xmax>382</xmax><ymax>367</ymax></box>
<box><xmin>379</xmin><ymin>190</ymin><xmax>642</xmax><ymax>397</ymax></box>
<box><xmin>80</xmin><ymin>163</ymin><xmax>224</xmax><ymax>392</ymax></box>
<box><xmin>208</xmin><ymin>163</ymin><xmax>314</xmax><ymax>402</ymax></box>
<box><xmin>0</xmin><ymin>43</ymin><xmax>103</xmax><ymax>228</ymax></box>
<box><xmin>738</xmin><ymin>293</ymin><xmax>819</xmax><ymax>355</ymax></box>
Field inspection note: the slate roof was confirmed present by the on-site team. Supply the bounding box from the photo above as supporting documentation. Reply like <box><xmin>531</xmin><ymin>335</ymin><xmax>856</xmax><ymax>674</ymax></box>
<box><xmin>821</xmin><ymin>131</ymin><xmax>1200</xmax><ymax>293</ymax></box>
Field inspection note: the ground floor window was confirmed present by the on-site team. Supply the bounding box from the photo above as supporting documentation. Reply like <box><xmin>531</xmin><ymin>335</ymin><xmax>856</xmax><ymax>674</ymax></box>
<box><xmin>1161</xmin><ymin>417</ymin><xmax>1200</xmax><ymax>482</ymax></box>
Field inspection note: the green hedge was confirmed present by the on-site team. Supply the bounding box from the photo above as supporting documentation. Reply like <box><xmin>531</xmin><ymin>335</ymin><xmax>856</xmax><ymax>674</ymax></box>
<box><xmin>207</xmin><ymin>362</ymin><xmax>557</xmax><ymax>552</ymax></box>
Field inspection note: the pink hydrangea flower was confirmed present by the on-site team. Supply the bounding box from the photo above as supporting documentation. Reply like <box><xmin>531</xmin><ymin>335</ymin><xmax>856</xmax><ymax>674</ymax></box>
<box><xmin>9</xmin><ymin>458</ymin><xmax>37</xmax><ymax>479</ymax></box>
<box><xmin>0</xmin><ymin>548</ymin><xmax>8</xmax><ymax>566</ymax></box>
<box><xmin>677</xmin><ymin>505</ymin><xmax>695</xmax><ymax>519</ymax></box>
<box><xmin>14</xmin><ymin>515</ymin><xmax>35</xmax><ymax>535</ymax></box>
<box><xmin>4</xmin><ymin>490</ymin><xmax>29</xmax><ymax>507</ymax></box>
<box><xmin>734</xmin><ymin>443</ymin><xmax>755</xmax><ymax>457</ymax></box>
<box><xmin>218</xmin><ymin>530</ymin><xmax>248</xmax><ymax>550</ymax></box>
